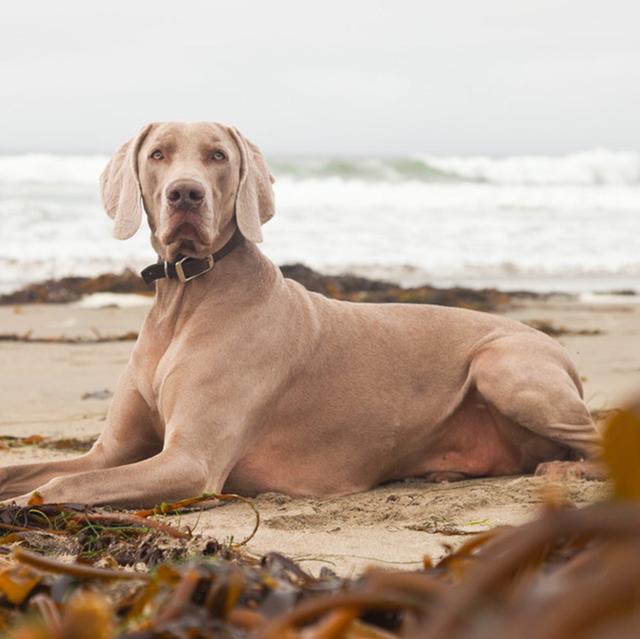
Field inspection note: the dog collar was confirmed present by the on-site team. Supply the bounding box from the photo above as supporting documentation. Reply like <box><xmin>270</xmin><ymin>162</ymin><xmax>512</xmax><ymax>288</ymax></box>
<box><xmin>140</xmin><ymin>229</ymin><xmax>242</xmax><ymax>285</ymax></box>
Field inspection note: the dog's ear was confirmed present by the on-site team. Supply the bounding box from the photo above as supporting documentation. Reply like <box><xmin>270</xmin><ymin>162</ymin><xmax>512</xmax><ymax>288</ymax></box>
<box><xmin>100</xmin><ymin>124</ymin><xmax>154</xmax><ymax>240</ymax></box>
<box><xmin>227</xmin><ymin>127</ymin><xmax>275</xmax><ymax>243</ymax></box>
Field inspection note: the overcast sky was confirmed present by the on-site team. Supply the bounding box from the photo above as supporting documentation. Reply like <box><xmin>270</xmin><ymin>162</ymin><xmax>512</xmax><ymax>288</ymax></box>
<box><xmin>2</xmin><ymin>1</ymin><xmax>639</xmax><ymax>155</ymax></box>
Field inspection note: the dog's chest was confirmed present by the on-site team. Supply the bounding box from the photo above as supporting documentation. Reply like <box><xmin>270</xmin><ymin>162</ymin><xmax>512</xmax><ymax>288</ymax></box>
<box><xmin>130</xmin><ymin>330</ymin><xmax>182</xmax><ymax>415</ymax></box>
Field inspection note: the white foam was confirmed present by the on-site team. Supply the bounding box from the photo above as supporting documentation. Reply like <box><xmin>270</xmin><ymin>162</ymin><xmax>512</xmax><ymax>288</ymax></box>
<box><xmin>75</xmin><ymin>293</ymin><xmax>153</xmax><ymax>308</ymax></box>
<box><xmin>0</xmin><ymin>154</ymin><xmax>108</xmax><ymax>184</ymax></box>
<box><xmin>416</xmin><ymin>148</ymin><xmax>640</xmax><ymax>186</ymax></box>
<box><xmin>578</xmin><ymin>292</ymin><xmax>640</xmax><ymax>305</ymax></box>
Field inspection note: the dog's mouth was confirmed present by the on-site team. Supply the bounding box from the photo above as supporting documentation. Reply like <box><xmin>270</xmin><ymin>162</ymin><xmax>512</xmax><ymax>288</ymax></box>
<box><xmin>164</xmin><ymin>217</ymin><xmax>209</xmax><ymax>242</ymax></box>
<box><xmin>166</xmin><ymin>221</ymin><xmax>201</xmax><ymax>244</ymax></box>
<box><xmin>178</xmin><ymin>238</ymin><xmax>197</xmax><ymax>254</ymax></box>
<box><xmin>162</xmin><ymin>220</ymin><xmax>212</xmax><ymax>259</ymax></box>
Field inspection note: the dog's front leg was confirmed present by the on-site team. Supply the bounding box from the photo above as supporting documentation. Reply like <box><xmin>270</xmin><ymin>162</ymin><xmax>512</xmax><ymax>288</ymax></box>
<box><xmin>6</xmin><ymin>444</ymin><xmax>218</xmax><ymax>508</ymax></box>
<box><xmin>3</xmin><ymin>369</ymin><xmax>253</xmax><ymax>507</ymax></box>
<box><xmin>0</xmin><ymin>370</ymin><xmax>160</xmax><ymax>501</ymax></box>
<box><xmin>5</xmin><ymin>401</ymin><xmax>244</xmax><ymax>507</ymax></box>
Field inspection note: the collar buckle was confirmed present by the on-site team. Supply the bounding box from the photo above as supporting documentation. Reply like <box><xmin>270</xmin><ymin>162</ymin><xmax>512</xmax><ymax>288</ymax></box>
<box><xmin>174</xmin><ymin>255</ymin><xmax>215</xmax><ymax>282</ymax></box>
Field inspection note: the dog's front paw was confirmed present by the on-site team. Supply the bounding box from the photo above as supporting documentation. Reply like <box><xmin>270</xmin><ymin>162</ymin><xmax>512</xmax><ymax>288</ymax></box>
<box><xmin>534</xmin><ymin>460</ymin><xmax>607</xmax><ymax>481</ymax></box>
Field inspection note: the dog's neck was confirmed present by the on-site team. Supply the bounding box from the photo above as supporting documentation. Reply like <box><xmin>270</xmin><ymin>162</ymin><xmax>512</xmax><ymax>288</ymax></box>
<box><xmin>143</xmin><ymin>226</ymin><xmax>242</xmax><ymax>286</ymax></box>
<box><xmin>150</xmin><ymin>234</ymin><xmax>280</xmax><ymax>328</ymax></box>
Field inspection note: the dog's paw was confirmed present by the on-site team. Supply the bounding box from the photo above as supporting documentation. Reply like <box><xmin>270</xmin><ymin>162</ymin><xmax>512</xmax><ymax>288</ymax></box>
<box><xmin>534</xmin><ymin>460</ymin><xmax>607</xmax><ymax>481</ymax></box>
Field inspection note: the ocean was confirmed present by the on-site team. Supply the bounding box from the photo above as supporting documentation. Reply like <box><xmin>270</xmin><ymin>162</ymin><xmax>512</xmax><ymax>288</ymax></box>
<box><xmin>1</xmin><ymin>149</ymin><xmax>639</xmax><ymax>294</ymax></box>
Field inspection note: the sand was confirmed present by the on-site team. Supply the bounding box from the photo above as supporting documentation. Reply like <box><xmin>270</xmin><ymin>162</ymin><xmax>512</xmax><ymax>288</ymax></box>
<box><xmin>1</xmin><ymin>292</ymin><xmax>637</xmax><ymax>575</ymax></box>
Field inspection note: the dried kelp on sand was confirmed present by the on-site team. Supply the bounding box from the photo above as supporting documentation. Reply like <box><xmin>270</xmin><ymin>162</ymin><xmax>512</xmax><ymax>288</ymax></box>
<box><xmin>0</xmin><ymin>406</ymin><xmax>638</xmax><ymax>638</ymax></box>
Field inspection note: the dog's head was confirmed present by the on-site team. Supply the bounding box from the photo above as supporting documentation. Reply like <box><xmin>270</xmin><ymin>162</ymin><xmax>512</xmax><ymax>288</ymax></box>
<box><xmin>100</xmin><ymin>122</ymin><xmax>275</xmax><ymax>260</ymax></box>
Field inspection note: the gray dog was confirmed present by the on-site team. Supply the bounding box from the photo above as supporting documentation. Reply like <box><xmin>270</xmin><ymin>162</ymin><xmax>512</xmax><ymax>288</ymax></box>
<box><xmin>0</xmin><ymin>122</ymin><xmax>602</xmax><ymax>507</ymax></box>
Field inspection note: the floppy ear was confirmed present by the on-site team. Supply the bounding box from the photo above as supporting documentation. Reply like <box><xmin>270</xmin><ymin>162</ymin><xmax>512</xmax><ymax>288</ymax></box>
<box><xmin>227</xmin><ymin>127</ymin><xmax>275</xmax><ymax>243</ymax></box>
<box><xmin>99</xmin><ymin>124</ymin><xmax>153</xmax><ymax>240</ymax></box>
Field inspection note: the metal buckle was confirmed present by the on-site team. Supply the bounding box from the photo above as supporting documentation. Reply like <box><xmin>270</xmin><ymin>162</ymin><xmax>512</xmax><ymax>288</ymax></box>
<box><xmin>175</xmin><ymin>255</ymin><xmax>214</xmax><ymax>282</ymax></box>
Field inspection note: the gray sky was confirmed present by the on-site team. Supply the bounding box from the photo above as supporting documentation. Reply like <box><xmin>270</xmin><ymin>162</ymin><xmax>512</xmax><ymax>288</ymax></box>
<box><xmin>2</xmin><ymin>0</ymin><xmax>639</xmax><ymax>155</ymax></box>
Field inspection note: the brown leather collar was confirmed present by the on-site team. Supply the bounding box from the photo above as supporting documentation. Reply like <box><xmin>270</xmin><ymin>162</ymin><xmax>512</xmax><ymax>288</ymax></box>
<box><xmin>140</xmin><ymin>229</ymin><xmax>243</xmax><ymax>285</ymax></box>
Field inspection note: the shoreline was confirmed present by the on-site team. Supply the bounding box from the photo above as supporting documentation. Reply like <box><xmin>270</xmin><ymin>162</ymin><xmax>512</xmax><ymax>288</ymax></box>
<box><xmin>2</xmin><ymin>265</ymin><xmax>638</xmax><ymax>305</ymax></box>
<box><xmin>0</xmin><ymin>263</ymin><xmax>578</xmax><ymax>308</ymax></box>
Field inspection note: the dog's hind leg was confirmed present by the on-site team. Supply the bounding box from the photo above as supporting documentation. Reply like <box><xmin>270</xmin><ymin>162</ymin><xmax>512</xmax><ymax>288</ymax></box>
<box><xmin>471</xmin><ymin>333</ymin><xmax>603</xmax><ymax>479</ymax></box>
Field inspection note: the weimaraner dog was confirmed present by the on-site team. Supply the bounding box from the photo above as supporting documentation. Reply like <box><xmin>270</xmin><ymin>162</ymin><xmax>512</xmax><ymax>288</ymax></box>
<box><xmin>0</xmin><ymin>122</ymin><xmax>602</xmax><ymax>507</ymax></box>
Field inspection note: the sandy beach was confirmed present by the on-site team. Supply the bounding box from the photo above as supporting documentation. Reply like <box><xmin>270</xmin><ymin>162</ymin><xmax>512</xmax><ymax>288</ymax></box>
<box><xmin>1</xmin><ymin>289</ymin><xmax>638</xmax><ymax>575</ymax></box>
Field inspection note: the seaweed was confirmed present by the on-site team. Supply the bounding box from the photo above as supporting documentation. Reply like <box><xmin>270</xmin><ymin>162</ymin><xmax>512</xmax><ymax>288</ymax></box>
<box><xmin>0</xmin><ymin>332</ymin><xmax>138</xmax><ymax>344</ymax></box>
<box><xmin>0</xmin><ymin>405</ymin><xmax>639</xmax><ymax>637</ymax></box>
<box><xmin>0</xmin><ymin>265</ymin><xmax>548</xmax><ymax>311</ymax></box>
<box><xmin>0</xmin><ymin>436</ymin><xmax>97</xmax><ymax>454</ymax></box>
<box><xmin>525</xmin><ymin>319</ymin><xmax>603</xmax><ymax>337</ymax></box>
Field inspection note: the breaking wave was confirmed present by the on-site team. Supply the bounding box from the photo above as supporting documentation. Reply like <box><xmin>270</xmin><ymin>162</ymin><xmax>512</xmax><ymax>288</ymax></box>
<box><xmin>1</xmin><ymin>148</ymin><xmax>638</xmax><ymax>186</ymax></box>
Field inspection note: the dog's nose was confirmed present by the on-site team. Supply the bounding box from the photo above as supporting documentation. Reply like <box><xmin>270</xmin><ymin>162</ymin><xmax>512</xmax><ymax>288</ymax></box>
<box><xmin>166</xmin><ymin>180</ymin><xmax>206</xmax><ymax>210</ymax></box>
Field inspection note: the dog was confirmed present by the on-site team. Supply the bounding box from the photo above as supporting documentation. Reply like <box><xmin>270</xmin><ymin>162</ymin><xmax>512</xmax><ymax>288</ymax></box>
<box><xmin>0</xmin><ymin>122</ymin><xmax>602</xmax><ymax>507</ymax></box>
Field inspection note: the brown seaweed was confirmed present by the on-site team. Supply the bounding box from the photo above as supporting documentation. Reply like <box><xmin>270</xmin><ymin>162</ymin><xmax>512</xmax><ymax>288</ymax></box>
<box><xmin>0</xmin><ymin>264</ymin><xmax>549</xmax><ymax>311</ymax></box>
<box><xmin>525</xmin><ymin>319</ymin><xmax>603</xmax><ymax>337</ymax></box>
<box><xmin>0</xmin><ymin>331</ymin><xmax>138</xmax><ymax>344</ymax></box>
<box><xmin>0</xmin><ymin>404</ymin><xmax>638</xmax><ymax>638</ymax></box>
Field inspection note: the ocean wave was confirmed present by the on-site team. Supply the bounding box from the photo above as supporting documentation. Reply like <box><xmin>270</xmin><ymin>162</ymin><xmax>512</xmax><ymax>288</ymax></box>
<box><xmin>0</xmin><ymin>154</ymin><xmax>109</xmax><ymax>185</ymax></box>
<box><xmin>272</xmin><ymin>149</ymin><xmax>640</xmax><ymax>185</ymax></box>
<box><xmin>1</xmin><ymin>149</ymin><xmax>639</xmax><ymax>186</ymax></box>
<box><xmin>1</xmin><ymin>149</ymin><xmax>639</xmax><ymax>294</ymax></box>
<box><xmin>418</xmin><ymin>149</ymin><xmax>640</xmax><ymax>186</ymax></box>
<box><xmin>268</xmin><ymin>157</ymin><xmax>460</xmax><ymax>183</ymax></box>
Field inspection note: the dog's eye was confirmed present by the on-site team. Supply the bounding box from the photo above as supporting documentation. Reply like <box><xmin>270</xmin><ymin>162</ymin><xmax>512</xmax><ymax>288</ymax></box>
<box><xmin>212</xmin><ymin>151</ymin><xmax>226</xmax><ymax>161</ymax></box>
<box><xmin>150</xmin><ymin>149</ymin><xmax>164</xmax><ymax>160</ymax></box>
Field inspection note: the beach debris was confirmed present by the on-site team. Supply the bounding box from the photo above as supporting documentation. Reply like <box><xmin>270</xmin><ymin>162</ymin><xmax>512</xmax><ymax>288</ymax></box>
<box><xmin>0</xmin><ymin>332</ymin><xmax>138</xmax><ymax>344</ymax></box>
<box><xmin>1</xmin><ymin>499</ymin><xmax>639</xmax><ymax>638</ymax></box>
<box><xmin>81</xmin><ymin>389</ymin><xmax>113</xmax><ymax>401</ymax></box>
<box><xmin>406</xmin><ymin>515</ymin><xmax>491</xmax><ymax>536</ymax></box>
<box><xmin>0</xmin><ymin>266</ymin><xmax>546</xmax><ymax>311</ymax></box>
<box><xmin>0</xmin><ymin>270</ymin><xmax>150</xmax><ymax>305</ymax></box>
<box><xmin>525</xmin><ymin>319</ymin><xmax>603</xmax><ymax>336</ymax></box>
<box><xmin>602</xmin><ymin>400</ymin><xmax>640</xmax><ymax>500</ymax></box>
<box><xmin>0</xmin><ymin>435</ymin><xmax>96</xmax><ymax>453</ymax></box>
<box><xmin>0</xmin><ymin>408</ymin><xmax>638</xmax><ymax>637</ymax></box>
